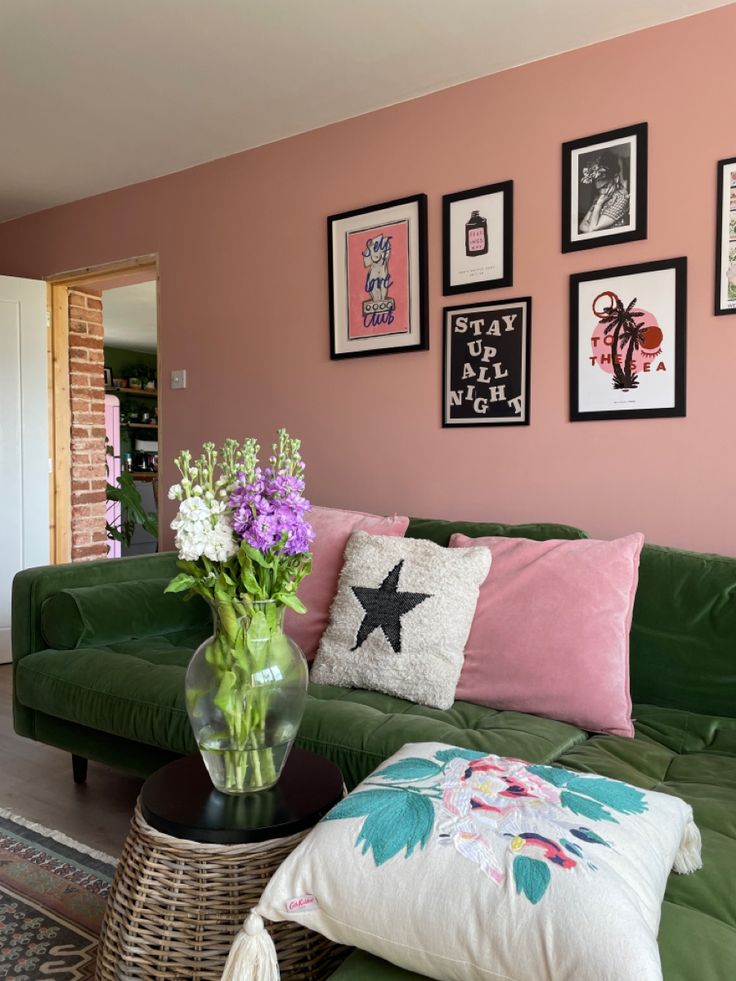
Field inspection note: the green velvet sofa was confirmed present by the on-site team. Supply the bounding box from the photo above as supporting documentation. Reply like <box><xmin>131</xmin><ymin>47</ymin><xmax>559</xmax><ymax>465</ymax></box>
<box><xmin>11</xmin><ymin>517</ymin><xmax>736</xmax><ymax>980</ymax></box>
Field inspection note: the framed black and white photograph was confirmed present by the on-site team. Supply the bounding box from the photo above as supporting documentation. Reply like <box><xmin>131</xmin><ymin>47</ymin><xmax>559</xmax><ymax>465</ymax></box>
<box><xmin>327</xmin><ymin>194</ymin><xmax>428</xmax><ymax>359</ymax></box>
<box><xmin>443</xmin><ymin>297</ymin><xmax>531</xmax><ymax>427</ymax></box>
<box><xmin>715</xmin><ymin>156</ymin><xmax>736</xmax><ymax>315</ymax></box>
<box><xmin>103</xmin><ymin>367</ymin><xmax>113</xmax><ymax>388</ymax></box>
<box><xmin>442</xmin><ymin>181</ymin><xmax>513</xmax><ymax>294</ymax></box>
<box><xmin>562</xmin><ymin>123</ymin><xmax>647</xmax><ymax>253</ymax></box>
<box><xmin>570</xmin><ymin>258</ymin><xmax>686</xmax><ymax>422</ymax></box>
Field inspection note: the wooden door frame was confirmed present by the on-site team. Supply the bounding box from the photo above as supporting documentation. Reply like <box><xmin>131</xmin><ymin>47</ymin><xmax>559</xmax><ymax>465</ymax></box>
<box><xmin>47</xmin><ymin>254</ymin><xmax>159</xmax><ymax>563</ymax></box>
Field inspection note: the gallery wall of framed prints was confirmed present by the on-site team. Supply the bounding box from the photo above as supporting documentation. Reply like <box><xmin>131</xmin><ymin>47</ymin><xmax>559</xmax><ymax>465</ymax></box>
<box><xmin>324</xmin><ymin>116</ymin><xmax>735</xmax><ymax>432</ymax></box>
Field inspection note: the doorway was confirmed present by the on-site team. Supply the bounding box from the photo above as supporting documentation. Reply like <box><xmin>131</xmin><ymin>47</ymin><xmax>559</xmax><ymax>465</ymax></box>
<box><xmin>48</xmin><ymin>256</ymin><xmax>159</xmax><ymax>563</ymax></box>
<box><xmin>102</xmin><ymin>281</ymin><xmax>159</xmax><ymax>556</ymax></box>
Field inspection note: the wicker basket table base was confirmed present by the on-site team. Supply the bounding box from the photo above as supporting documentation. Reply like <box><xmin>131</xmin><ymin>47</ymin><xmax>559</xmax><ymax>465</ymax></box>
<box><xmin>95</xmin><ymin>752</ymin><xmax>348</xmax><ymax>981</ymax></box>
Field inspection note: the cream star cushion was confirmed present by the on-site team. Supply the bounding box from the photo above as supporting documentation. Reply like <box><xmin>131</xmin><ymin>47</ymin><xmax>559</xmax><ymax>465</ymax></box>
<box><xmin>311</xmin><ymin>532</ymin><xmax>491</xmax><ymax>710</ymax></box>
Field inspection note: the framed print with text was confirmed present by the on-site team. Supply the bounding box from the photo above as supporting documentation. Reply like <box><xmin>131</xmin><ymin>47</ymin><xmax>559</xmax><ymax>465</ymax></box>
<box><xmin>327</xmin><ymin>194</ymin><xmax>428</xmax><ymax>359</ymax></box>
<box><xmin>570</xmin><ymin>258</ymin><xmax>686</xmax><ymax>422</ymax></box>
<box><xmin>715</xmin><ymin>156</ymin><xmax>736</xmax><ymax>315</ymax></box>
<box><xmin>443</xmin><ymin>181</ymin><xmax>513</xmax><ymax>294</ymax></box>
<box><xmin>562</xmin><ymin>123</ymin><xmax>647</xmax><ymax>253</ymax></box>
<box><xmin>443</xmin><ymin>297</ymin><xmax>531</xmax><ymax>427</ymax></box>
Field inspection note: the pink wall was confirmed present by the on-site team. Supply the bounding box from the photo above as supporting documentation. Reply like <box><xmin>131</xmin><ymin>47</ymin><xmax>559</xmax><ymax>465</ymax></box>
<box><xmin>1</xmin><ymin>7</ymin><xmax>735</xmax><ymax>556</ymax></box>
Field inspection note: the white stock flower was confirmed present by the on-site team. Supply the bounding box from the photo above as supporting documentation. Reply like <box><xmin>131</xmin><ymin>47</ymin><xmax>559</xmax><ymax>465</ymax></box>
<box><xmin>171</xmin><ymin>497</ymin><xmax>237</xmax><ymax>562</ymax></box>
<box><xmin>167</xmin><ymin>483</ymin><xmax>183</xmax><ymax>501</ymax></box>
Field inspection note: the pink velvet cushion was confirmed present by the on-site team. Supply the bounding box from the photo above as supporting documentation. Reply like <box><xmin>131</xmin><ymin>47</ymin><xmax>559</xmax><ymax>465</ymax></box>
<box><xmin>285</xmin><ymin>506</ymin><xmax>409</xmax><ymax>661</ymax></box>
<box><xmin>450</xmin><ymin>533</ymin><xmax>644</xmax><ymax>737</ymax></box>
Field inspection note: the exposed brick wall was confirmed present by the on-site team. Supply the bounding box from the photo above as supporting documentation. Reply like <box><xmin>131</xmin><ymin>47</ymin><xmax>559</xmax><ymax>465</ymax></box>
<box><xmin>68</xmin><ymin>288</ymin><xmax>108</xmax><ymax>561</ymax></box>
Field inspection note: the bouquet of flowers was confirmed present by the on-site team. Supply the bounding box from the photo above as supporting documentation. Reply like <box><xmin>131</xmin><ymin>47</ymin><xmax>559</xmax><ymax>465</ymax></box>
<box><xmin>166</xmin><ymin>429</ymin><xmax>314</xmax><ymax>793</ymax></box>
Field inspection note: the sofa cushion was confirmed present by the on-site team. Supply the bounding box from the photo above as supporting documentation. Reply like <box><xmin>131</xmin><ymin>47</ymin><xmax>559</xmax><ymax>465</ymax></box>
<box><xmin>299</xmin><ymin>683</ymin><xmax>587</xmax><ymax>790</ymax></box>
<box><xmin>328</xmin><ymin>703</ymin><xmax>736</xmax><ymax>981</ymax></box>
<box><xmin>14</xmin><ymin>638</ymin><xmax>199</xmax><ymax>755</ymax></box>
<box><xmin>263</xmin><ymin>741</ymin><xmax>696</xmax><ymax>981</ymax></box>
<box><xmin>312</xmin><ymin>532</ymin><xmax>491</xmax><ymax>710</ymax></box>
<box><xmin>450</xmin><ymin>532</ymin><xmax>643</xmax><ymax>737</ymax></box>
<box><xmin>285</xmin><ymin>506</ymin><xmax>410</xmax><ymax>662</ymax></box>
<box><xmin>40</xmin><ymin>579</ymin><xmax>210</xmax><ymax>650</ymax></box>
<box><xmin>629</xmin><ymin>544</ymin><xmax>736</xmax><ymax>718</ymax></box>
<box><xmin>406</xmin><ymin>516</ymin><xmax>589</xmax><ymax>546</ymax></box>
<box><xmin>555</xmin><ymin>703</ymin><xmax>736</xmax><ymax>981</ymax></box>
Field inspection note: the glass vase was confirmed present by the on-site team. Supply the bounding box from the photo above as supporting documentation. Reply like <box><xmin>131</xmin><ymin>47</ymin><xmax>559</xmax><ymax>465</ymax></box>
<box><xmin>185</xmin><ymin>598</ymin><xmax>308</xmax><ymax>795</ymax></box>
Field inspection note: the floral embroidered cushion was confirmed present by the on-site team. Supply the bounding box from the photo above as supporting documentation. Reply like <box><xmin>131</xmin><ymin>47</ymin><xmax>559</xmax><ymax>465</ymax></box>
<box><xmin>451</xmin><ymin>532</ymin><xmax>645</xmax><ymax>736</ymax></box>
<box><xmin>310</xmin><ymin>533</ymin><xmax>491</xmax><ymax>710</ymax></box>
<box><xmin>257</xmin><ymin>742</ymin><xmax>701</xmax><ymax>981</ymax></box>
<box><xmin>284</xmin><ymin>506</ymin><xmax>410</xmax><ymax>661</ymax></box>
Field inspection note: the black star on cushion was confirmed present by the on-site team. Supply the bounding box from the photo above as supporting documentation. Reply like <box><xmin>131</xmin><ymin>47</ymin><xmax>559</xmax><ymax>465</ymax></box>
<box><xmin>351</xmin><ymin>560</ymin><xmax>431</xmax><ymax>654</ymax></box>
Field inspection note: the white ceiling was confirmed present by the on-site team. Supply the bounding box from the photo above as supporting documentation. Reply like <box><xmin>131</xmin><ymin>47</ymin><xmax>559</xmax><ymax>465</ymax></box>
<box><xmin>1</xmin><ymin>0</ymin><xmax>732</xmax><ymax>222</ymax></box>
<box><xmin>102</xmin><ymin>281</ymin><xmax>157</xmax><ymax>353</ymax></box>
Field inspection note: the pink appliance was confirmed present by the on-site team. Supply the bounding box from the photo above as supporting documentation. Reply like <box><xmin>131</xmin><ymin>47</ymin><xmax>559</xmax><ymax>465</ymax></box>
<box><xmin>105</xmin><ymin>394</ymin><xmax>121</xmax><ymax>558</ymax></box>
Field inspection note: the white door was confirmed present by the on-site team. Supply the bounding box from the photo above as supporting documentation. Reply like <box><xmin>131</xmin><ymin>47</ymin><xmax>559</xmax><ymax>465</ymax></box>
<box><xmin>0</xmin><ymin>276</ymin><xmax>49</xmax><ymax>663</ymax></box>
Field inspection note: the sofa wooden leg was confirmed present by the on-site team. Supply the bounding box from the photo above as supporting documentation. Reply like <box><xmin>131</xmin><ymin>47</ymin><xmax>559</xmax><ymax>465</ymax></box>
<box><xmin>72</xmin><ymin>755</ymin><xmax>88</xmax><ymax>784</ymax></box>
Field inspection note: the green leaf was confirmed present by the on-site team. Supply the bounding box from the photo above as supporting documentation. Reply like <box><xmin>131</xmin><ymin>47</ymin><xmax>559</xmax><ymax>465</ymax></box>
<box><xmin>564</xmin><ymin>775</ymin><xmax>647</xmax><ymax>816</ymax></box>
<box><xmin>434</xmin><ymin>748</ymin><xmax>484</xmax><ymax>764</ymax></box>
<box><xmin>165</xmin><ymin>574</ymin><xmax>197</xmax><ymax>593</ymax></box>
<box><xmin>323</xmin><ymin>790</ymin><xmax>387</xmax><ymax>823</ymax></box>
<box><xmin>213</xmin><ymin>670</ymin><xmax>237</xmax><ymax>715</ymax></box>
<box><xmin>274</xmin><ymin>592</ymin><xmax>307</xmax><ymax>614</ymax></box>
<box><xmin>246</xmin><ymin>610</ymin><xmax>270</xmax><ymax>656</ymax></box>
<box><xmin>513</xmin><ymin>855</ymin><xmax>551</xmax><ymax>904</ymax></box>
<box><xmin>374</xmin><ymin>758</ymin><xmax>443</xmax><ymax>782</ymax></box>
<box><xmin>324</xmin><ymin>788</ymin><xmax>435</xmax><ymax>866</ymax></box>
<box><xmin>560</xmin><ymin>791</ymin><xmax>618</xmax><ymax>823</ymax></box>
<box><xmin>526</xmin><ymin>764</ymin><xmax>573</xmax><ymax>788</ymax></box>
<box><xmin>240</xmin><ymin>542</ymin><xmax>272</xmax><ymax>569</ymax></box>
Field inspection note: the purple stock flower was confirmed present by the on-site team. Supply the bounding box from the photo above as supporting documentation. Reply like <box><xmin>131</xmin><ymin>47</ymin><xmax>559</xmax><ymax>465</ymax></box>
<box><xmin>229</xmin><ymin>464</ymin><xmax>314</xmax><ymax>556</ymax></box>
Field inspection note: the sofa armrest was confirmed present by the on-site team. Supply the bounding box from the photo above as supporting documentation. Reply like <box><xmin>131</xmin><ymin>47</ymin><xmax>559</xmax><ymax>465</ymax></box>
<box><xmin>11</xmin><ymin>552</ymin><xmax>183</xmax><ymax>663</ymax></box>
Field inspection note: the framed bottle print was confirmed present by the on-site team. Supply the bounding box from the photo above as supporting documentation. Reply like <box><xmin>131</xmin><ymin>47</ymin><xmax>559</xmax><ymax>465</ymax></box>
<box><xmin>442</xmin><ymin>181</ymin><xmax>513</xmax><ymax>295</ymax></box>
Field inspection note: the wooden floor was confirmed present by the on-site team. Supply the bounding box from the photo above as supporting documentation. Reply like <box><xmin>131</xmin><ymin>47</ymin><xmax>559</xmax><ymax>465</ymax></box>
<box><xmin>0</xmin><ymin>664</ymin><xmax>141</xmax><ymax>856</ymax></box>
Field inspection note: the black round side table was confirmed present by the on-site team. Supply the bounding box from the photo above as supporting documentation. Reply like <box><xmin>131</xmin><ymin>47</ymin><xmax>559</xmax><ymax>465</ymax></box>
<box><xmin>95</xmin><ymin>748</ymin><xmax>347</xmax><ymax>981</ymax></box>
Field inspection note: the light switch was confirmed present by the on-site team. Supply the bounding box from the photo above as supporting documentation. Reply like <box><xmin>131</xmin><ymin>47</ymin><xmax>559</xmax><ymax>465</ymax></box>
<box><xmin>171</xmin><ymin>369</ymin><xmax>187</xmax><ymax>390</ymax></box>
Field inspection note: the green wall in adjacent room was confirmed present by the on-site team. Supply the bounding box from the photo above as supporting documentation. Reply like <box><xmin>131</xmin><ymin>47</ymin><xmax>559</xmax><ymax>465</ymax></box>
<box><xmin>104</xmin><ymin>346</ymin><xmax>157</xmax><ymax>379</ymax></box>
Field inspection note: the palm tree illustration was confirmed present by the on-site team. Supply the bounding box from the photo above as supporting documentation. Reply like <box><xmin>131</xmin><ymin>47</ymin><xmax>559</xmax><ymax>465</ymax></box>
<box><xmin>599</xmin><ymin>293</ymin><xmax>645</xmax><ymax>391</ymax></box>
<box><xmin>619</xmin><ymin>309</ymin><xmax>648</xmax><ymax>390</ymax></box>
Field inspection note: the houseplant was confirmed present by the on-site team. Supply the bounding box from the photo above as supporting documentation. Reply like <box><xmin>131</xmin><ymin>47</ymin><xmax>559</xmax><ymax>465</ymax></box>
<box><xmin>166</xmin><ymin>430</ymin><xmax>314</xmax><ymax>794</ymax></box>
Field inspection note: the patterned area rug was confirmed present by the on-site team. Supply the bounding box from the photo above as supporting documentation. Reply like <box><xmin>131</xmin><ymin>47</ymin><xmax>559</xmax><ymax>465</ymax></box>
<box><xmin>0</xmin><ymin>808</ymin><xmax>116</xmax><ymax>980</ymax></box>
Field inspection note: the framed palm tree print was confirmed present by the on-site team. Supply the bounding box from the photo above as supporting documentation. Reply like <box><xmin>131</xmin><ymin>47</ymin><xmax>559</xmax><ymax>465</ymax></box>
<box><xmin>569</xmin><ymin>258</ymin><xmax>686</xmax><ymax>421</ymax></box>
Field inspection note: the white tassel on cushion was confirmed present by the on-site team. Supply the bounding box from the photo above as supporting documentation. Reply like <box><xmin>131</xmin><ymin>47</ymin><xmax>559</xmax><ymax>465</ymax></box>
<box><xmin>220</xmin><ymin>910</ymin><xmax>280</xmax><ymax>981</ymax></box>
<box><xmin>673</xmin><ymin>819</ymin><xmax>703</xmax><ymax>875</ymax></box>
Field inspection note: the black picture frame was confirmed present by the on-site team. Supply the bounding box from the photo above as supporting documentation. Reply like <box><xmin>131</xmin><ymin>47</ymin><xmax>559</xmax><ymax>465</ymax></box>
<box><xmin>442</xmin><ymin>297</ymin><xmax>531</xmax><ymax>427</ymax></box>
<box><xmin>714</xmin><ymin>156</ymin><xmax>736</xmax><ymax>316</ymax></box>
<box><xmin>570</xmin><ymin>258</ymin><xmax>686</xmax><ymax>422</ymax></box>
<box><xmin>327</xmin><ymin>194</ymin><xmax>428</xmax><ymax>360</ymax></box>
<box><xmin>103</xmin><ymin>367</ymin><xmax>113</xmax><ymax>388</ymax></box>
<box><xmin>562</xmin><ymin>123</ymin><xmax>648</xmax><ymax>253</ymax></box>
<box><xmin>442</xmin><ymin>180</ymin><xmax>513</xmax><ymax>295</ymax></box>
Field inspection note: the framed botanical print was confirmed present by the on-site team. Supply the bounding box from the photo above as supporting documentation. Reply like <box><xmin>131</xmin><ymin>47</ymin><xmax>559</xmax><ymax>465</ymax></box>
<box><xmin>442</xmin><ymin>297</ymin><xmax>531</xmax><ymax>427</ymax></box>
<box><xmin>442</xmin><ymin>181</ymin><xmax>513</xmax><ymax>294</ymax></box>
<box><xmin>570</xmin><ymin>258</ymin><xmax>686</xmax><ymax>421</ymax></box>
<box><xmin>562</xmin><ymin>123</ymin><xmax>648</xmax><ymax>253</ymax></box>
<box><xmin>715</xmin><ymin>156</ymin><xmax>736</xmax><ymax>315</ymax></box>
<box><xmin>327</xmin><ymin>194</ymin><xmax>428</xmax><ymax>359</ymax></box>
